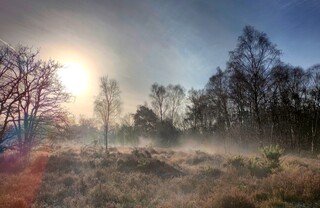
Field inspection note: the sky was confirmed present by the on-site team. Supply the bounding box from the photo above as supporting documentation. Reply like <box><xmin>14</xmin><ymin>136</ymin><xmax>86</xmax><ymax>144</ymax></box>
<box><xmin>1</xmin><ymin>0</ymin><xmax>320</xmax><ymax>118</ymax></box>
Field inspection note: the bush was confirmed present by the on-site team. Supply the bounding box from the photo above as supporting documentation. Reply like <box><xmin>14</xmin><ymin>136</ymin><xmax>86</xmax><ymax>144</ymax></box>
<box><xmin>260</xmin><ymin>145</ymin><xmax>284</xmax><ymax>169</ymax></box>
<box><xmin>247</xmin><ymin>157</ymin><xmax>271</xmax><ymax>178</ymax></box>
<box><xmin>227</xmin><ymin>155</ymin><xmax>246</xmax><ymax>169</ymax></box>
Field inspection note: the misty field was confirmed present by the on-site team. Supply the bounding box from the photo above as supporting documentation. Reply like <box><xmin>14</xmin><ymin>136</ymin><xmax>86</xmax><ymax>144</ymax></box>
<box><xmin>0</xmin><ymin>142</ymin><xmax>319</xmax><ymax>208</ymax></box>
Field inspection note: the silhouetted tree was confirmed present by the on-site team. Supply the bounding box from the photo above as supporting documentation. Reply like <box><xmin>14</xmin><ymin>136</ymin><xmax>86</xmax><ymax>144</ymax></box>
<box><xmin>227</xmin><ymin>25</ymin><xmax>281</xmax><ymax>142</ymax></box>
<box><xmin>94</xmin><ymin>76</ymin><xmax>121</xmax><ymax>151</ymax></box>
<box><xmin>307</xmin><ymin>64</ymin><xmax>320</xmax><ymax>152</ymax></box>
<box><xmin>0</xmin><ymin>46</ymin><xmax>70</xmax><ymax>152</ymax></box>
<box><xmin>185</xmin><ymin>89</ymin><xmax>214</xmax><ymax>135</ymax></box>
<box><xmin>117</xmin><ymin>113</ymin><xmax>138</xmax><ymax>145</ymax></box>
<box><xmin>0</xmin><ymin>46</ymin><xmax>20</xmax><ymax>143</ymax></box>
<box><xmin>133</xmin><ymin>105</ymin><xmax>158</xmax><ymax>138</ymax></box>
<box><xmin>156</xmin><ymin>120</ymin><xmax>180</xmax><ymax>146</ymax></box>
<box><xmin>206</xmin><ymin>67</ymin><xmax>230</xmax><ymax>134</ymax></box>
<box><xmin>166</xmin><ymin>84</ymin><xmax>185</xmax><ymax>125</ymax></box>
<box><xmin>150</xmin><ymin>83</ymin><xmax>168</xmax><ymax>121</ymax></box>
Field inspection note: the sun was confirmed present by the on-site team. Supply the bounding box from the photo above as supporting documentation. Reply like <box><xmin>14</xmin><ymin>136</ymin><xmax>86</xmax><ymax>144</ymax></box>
<box><xmin>58</xmin><ymin>62</ymin><xmax>88</xmax><ymax>96</ymax></box>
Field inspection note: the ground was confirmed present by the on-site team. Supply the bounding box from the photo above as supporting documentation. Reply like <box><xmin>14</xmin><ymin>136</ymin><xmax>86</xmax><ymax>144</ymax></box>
<box><xmin>0</xmin><ymin>142</ymin><xmax>320</xmax><ymax>208</ymax></box>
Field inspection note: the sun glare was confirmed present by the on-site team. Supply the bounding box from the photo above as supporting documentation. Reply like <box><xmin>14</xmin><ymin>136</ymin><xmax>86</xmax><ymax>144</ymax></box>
<box><xmin>58</xmin><ymin>62</ymin><xmax>88</xmax><ymax>96</ymax></box>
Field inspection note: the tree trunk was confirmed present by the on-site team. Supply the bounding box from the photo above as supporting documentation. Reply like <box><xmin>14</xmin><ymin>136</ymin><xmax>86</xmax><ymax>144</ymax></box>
<box><xmin>105</xmin><ymin>124</ymin><xmax>108</xmax><ymax>151</ymax></box>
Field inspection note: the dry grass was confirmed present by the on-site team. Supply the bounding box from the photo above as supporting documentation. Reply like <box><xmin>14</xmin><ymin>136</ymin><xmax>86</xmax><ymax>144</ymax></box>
<box><xmin>0</xmin><ymin>150</ymin><xmax>48</xmax><ymax>208</ymax></box>
<box><xmin>1</xmin><ymin>143</ymin><xmax>320</xmax><ymax>207</ymax></box>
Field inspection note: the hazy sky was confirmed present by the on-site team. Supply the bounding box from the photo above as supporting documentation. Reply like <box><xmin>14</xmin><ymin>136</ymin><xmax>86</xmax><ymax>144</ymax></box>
<box><xmin>1</xmin><ymin>0</ymin><xmax>320</xmax><ymax>117</ymax></box>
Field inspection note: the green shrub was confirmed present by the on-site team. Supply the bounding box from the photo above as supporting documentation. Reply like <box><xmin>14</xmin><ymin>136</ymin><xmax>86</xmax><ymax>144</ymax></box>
<box><xmin>260</xmin><ymin>145</ymin><xmax>284</xmax><ymax>169</ymax></box>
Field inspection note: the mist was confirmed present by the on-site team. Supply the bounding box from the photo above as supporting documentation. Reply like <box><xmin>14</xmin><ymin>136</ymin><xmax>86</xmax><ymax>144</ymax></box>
<box><xmin>1</xmin><ymin>1</ymin><xmax>320</xmax><ymax>207</ymax></box>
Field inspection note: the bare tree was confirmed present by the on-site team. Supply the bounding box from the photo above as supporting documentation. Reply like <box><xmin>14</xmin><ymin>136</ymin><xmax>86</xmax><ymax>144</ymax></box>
<box><xmin>185</xmin><ymin>89</ymin><xmax>212</xmax><ymax>134</ymax></box>
<box><xmin>149</xmin><ymin>83</ymin><xmax>168</xmax><ymax>121</ymax></box>
<box><xmin>94</xmin><ymin>76</ymin><xmax>121</xmax><ymax>151</ymax></box>
<box><xmin>166</xmin><ymin>84</ymin><xmax>185</xmax><ymax>125</ymax></box>
<box><xmin>0</xmin><ymin>46</ymin><xmax>70</xmax><ymax>152</ymax></box>
<box><xmin>13</xmin><ymin>47</ymin><xmax>70</xmax><ymax>152</ymax></box>
<box><xmin>307</xmin><ymin>64</ymin><xmax>320</xmax><ymax>152</ymax></box>
<box><xmin>206</xmin><ymin>67</ymin><xmax>230</xmax><ymax>133</ymax></box>
<box><xmin>227</xmin><ymin>25</ymin><xmax>281</xmax><ymax>142</ymax></box>
<box><xmin>0</xmin><ymin>46</ymin><xmax>19</xmax><ymax>143</ymax></box>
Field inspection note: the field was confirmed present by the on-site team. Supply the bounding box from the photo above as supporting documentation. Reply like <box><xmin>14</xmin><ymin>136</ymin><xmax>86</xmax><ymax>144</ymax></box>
<box><xmin>0</xmin><ymin>142</ymin><xmax>320</xmax><ymax>208</ymax></box>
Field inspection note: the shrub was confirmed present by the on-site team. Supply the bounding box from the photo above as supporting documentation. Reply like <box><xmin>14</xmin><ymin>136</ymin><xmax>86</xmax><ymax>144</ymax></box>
<box><xmin>227</xmin><ymin>155</ymin><xmax>246</xmax><ymax>169</ymax></box>
<box><xmin>259</xmin><ymin>145</ymin><xmax>284</xmax><ymax>169</ymax></box>
<box><xmin>247</xmin><ymin>157</ymin><xmax>271</xmax><ymax>178</ymax></box>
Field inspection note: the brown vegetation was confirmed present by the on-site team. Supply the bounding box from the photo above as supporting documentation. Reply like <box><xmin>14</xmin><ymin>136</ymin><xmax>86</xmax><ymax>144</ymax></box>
<box><xmin>0</xmin><ymin>150</ymin><xmax>48</xmax><ymax>207</ymax></box>
<box><xmin>1</xmin><ymin>143</ymin><xmax>320</xmax><ymax>208</ymax></box>
<box><xmin>0</xmin><ymin>143</ymin><xmax>320</xmax><ymax>208</ymax></box>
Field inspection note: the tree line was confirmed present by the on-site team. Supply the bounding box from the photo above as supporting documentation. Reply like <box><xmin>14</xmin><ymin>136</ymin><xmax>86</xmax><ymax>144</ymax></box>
<box><xmin>107</xmin><ymin>26</ymin><xmax>320</xmax><ymax>153</ymax></box>
<box><xmin>1</xmin><ymin>25</ymin><xmax>319</xmax><ymax>154</ymax></box>
<box><xmin>182</xmin><ymin>26</ymin><xmax>320</xmax><ymax>153</ymax></box>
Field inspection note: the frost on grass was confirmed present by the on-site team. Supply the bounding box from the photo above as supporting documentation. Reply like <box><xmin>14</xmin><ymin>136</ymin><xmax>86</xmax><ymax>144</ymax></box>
<box><xmin>1</xmin><ymin>144</ymin><xmax>320</xmax><ymax>208</ymax></box>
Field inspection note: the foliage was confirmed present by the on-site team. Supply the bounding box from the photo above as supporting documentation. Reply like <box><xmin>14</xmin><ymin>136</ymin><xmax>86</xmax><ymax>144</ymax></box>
<box><xmin>155</xmin><ymin>120</ymin><xmax>180</xmax><ymax>146</ymax></box>
<box><xmin>133</xmin><ymin>105</ymin><xmax>158</xmax><ymax>138</ymax></box>
<box><xmin>260</xmin><ymin>145</ymin><xmax>284</xmax><ymax>169</ymax></box>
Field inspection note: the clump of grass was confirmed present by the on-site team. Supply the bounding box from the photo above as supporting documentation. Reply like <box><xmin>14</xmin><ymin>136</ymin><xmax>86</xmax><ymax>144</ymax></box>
<box><xmin>206</xmin><ymin>189</ymin><xmax>256</xmax><ymax>208</ymax></box>
<box><xmin>199</xmin><ymin>166</ymin><xmax>223</xmax><ymax>178</ymax></box>
<box><xmin>247</xmin><ymin>157</ymin><xmax>272</xmax><ymax>178</ymax></box>
<box><xmin>227</xmin><ymin>155</ymin><xmax>246</xmax><ymax>169</ymax></box>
